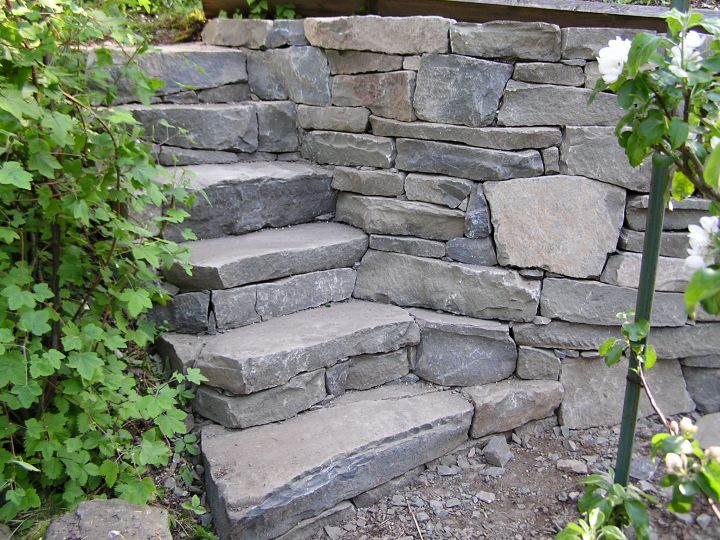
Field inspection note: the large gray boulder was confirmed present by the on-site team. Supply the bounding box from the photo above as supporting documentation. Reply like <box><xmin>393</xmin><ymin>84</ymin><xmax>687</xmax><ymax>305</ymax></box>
<box><xmin>450</xmin><ymin>21</ymin><xmax>561</xmax><ymax>61</ymax></box>
<box><xmin>332</xmin><ymin>71</ymin><xmax>416</xmax><ymax>121</ymax></box>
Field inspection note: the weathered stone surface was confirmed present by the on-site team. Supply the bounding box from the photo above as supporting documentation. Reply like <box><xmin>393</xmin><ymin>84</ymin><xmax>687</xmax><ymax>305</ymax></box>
<box><xmin>333</xmin><ymin>71</ymin><xmax>416</xmax><ymax>121</ymax></box>
<box><xmin>542</xmin><ymin>146</ymin><xmax>560</xmax><ymax>174</ymax></box>
<box><xmin>162</xmin><ymin>162</ymin><xmax>335</xmax><ymax>241</ymax></box>
<box><xmin>626</xmin><ymin>196</ymin><xmax>711</xmax><ymax>231</ymax></box>
<box><xmin>128</xmin><ymin>104</ymin><xmax>258</xmax><ymax>151</ymax></box>
<box><xmin>484</xmin><ymin>176</ymin><xmax>625</xmax><ymax>278</ymax></box>
<box><xmin>203</xmin><ymin>389</ymin><xmax>472</xmax><ymax>539</ymax></box>
<box><xmin>498</xmin><ymin>82</ymin><xmax>622</xmax><ymax>126</ymax></box>
<box><xmin>465</xmin><ymin>184</ymin><xmax>491</xmax><ymax>238</ymax></box>
<box><xmin>45</xmin><ymin>499</ymin><xmax>171</xmax><ymax>540</ymax></box>
<box><xmin>540</xmin><ymin>278</ymin><xmax>688</xmax><ymax>327</ymax></box>
<box><xmin>414</xmin><ymin>54</ymin><xmax>513</xmax><ymax>127</ymax></box>
<box><xmin>561</xmin><ymin>127</ymin><xmax>650</xmax><ymax>191</ymax></box>
<box><xmin>163</xmin><ymin>90</ymin><xmax>198</xmax><ymax>104</ymax></box>
<box><xmin>332</xmin><ymin>167</ymin><xmax>404</xmax><ymax>196</ymax></box>
<box><xmin>446</xmin><ymin>237</ymin><xmax>497</xmax><ymax>266</ymax></box>
<box><xmin>197</xmin><ymin>83</ymin><xmax>251</xmax><ymax>103</ymax></box>
<box><xmin>297</xmin><ymin>105</ymin><xmax>370</xmax><ymax>132</ymax></box>
<box><xmin>255</xmin><ymin>101</ymin><xmax>298</xmax><ymax>152</ymax></box>
<box><xmin>601</xmin><ymin>252</ymin><xmax>693</xmax><ymax>292</ymax></box>
<box><xmin>202</xmin><ymin>18</ymin><xmax>274</xmax><ymax>48</ymax></box>
<box><xmin>463</xmin><ymin>380</ymin><xmax>563</xmax><ymax>438</ymax></box>
<box><xmin>369</xmin><ymin>235</ymin><xmax>446</xmax><ymax>259</ymax></box>
<box><xmin>517</xmin><ymin>346</ymin><xmax>560</xmax><ymax>381</ymax></box>
<box><xmin>395</xmin><ymin>139</ymin><xmax>543</xmax><ymax>181</ymax></box>
<box><xmin>255</xmin><ymin>268</ymin><xmax>356</xmax><ymax>320</ymax></box>
<box><xmin>325</xmin><ymin>363</ymin><xmax>349</xmax><ymax>397</ymax></box>
<box><xmin>682</xmin><ymin>366</ymin><xmax>720</xmax><ymax>413</ymax></box>
<box><xmin>276</xmin><ymin>502</ymin><xmax>356</xmax><ymax>540</ymax></box>
<box><xmin>171</xmin><ymin>301</ymin><xmax>420</xmax><ymax>394</ymax></box>
<box><xmin>301</xmin><ymin>131</ymin><xmax>395</xmax><ymax>168</ymax></box>
<box><xmin>154</xmin><ymin>146</ymin><xmax>247</xmax><ymax>166</ymax></box>
<box><xmin>327</xmin><ymin>50</ymin><xmax>404</xmax><ymax>74</ymax></box>
<box><xmin>212</xmin><ymin>286</ymin><xmax>260</xmax><ymax>330</ymax></box>
<box><xmin>336</xmin><ymin>194</ymin><xmax>465</xmax><ymax>241</ymax></box>
<box><xmin>165</xmin><ymin>222</ymin><xmax>367</xmax><ymax>290</ymax></box>
<box><xmin>194</xmin><ymin>370</ymin><xmax>327</xmax><ymax>428</ymax></box>
<box><xmin>484</xmin><ymin>435</ymin><xmax>513</xmax><ymax>467</ymax></box>
<box><xmin>248</xmin><ymin>47</ymin><xmax>331</xmax><ymax>106</ymax></box>
<box><xmin>451</xmin><ymin>22</ymin><xmax>561</xmax><ymax>61</ymax></box>
<box><xmin>410</xmin><ymin>308</ymin><xmax>516</xmax><ymax>386</ymax></box>
<box><xmin>682</xmin><ymin>355</ymin><xmax>720</xmax><ymax>368</ymax></box>
<box><xmin>267</xmin><ymin>20</ymin><xmax>309</xmax><ymax>48</ymax></box>
<box><xmin>370</xmin><ymin>117</ymin><xmax>562</xmax><ymax>150</ymax></box>
<box><xmin>149</xmin><ymin>291</ymin><xmax>209</xmax><ymax>334</ymax></box>
<box><xmin>354</xmin><ymin>250</ymin><xmax>540</xmax><ymax>322</ymax></box>
<box><xmin>618</xmin><ymin>228</ymin><xmax>690</xmax><ymax>259</ymax></box>
<box><xmin>562</xmin><ymin>27</ymin><xmax>646</xmax><ymax>60</ymax></box>
<box><xmin>346</xmin><ymin>349</ymin><xmax>409</xmax><ymax>390</ymax></box>
<box><xmin>697</xmin><ymin>413</ymin><xmax>720</xmax><ymax>449</ymax></box>
<box><xmin>585</xmin><ymin>61</ymin><xmax>601</xmax><ymax>88</ymax></box>
<box><xmin>513</xmin><ymin>62</ymin><xmax>584</xmax><ymax>86</ymax></box>
<box><xmin>352</xmin><ymin>467</ymin><xmax>424</xmax><ymax>508</ymax></box>
<box><xmin>304</xmin><ymin>16</ymin><xmax>454</xmax><ymax>54</ymax></box>
<box><xmin>560</xmin><ymin>357</ymin><xmax>695</xmax><ymax>429</ymax></box>
<box><xmin>404</xmin><ymin>173</ymin><xmax>473</xmax><ymax>209</ymax></box>
<box><xmin>514</xmin><ymin>416</ymin><xmax>558</xmax><ymax>438</ymax></box>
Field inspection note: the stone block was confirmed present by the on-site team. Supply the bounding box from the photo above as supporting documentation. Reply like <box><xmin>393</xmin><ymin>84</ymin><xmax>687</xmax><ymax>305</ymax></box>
<box><xmin>327</xmin><ymin>50</ymin><xmax>404</xmax><ymax>74</ymax></box>
<box><xmin>297</xmin><ymin>105</ymin><xmax>370</xmax><ymax>132</ymax></box>
<box><xmin>414</xmin><ymin>54</ymin><xmax>513</xmax><ymax>127</ymax></box>
<box><xmin>332</xmin><ymin>167</ymin><xmax>404</xmax><ymax>196</ymax></box>
<box><xmin>618</xmin><ymin>228</ymin><xmax>689</xmax><ymax>259</ymax></box>
<box><xmin>451</xmin><ymin>21</ymin><xmax>561</xmax><ymax>61</ymax></box>
<box><xmin>201</xmin><ymin>18</ymin><xmax>273</xmax><ymax>48</ymax></box>
<box><xmin>369</xmin><ymin>235</ymin><xmax>446</xmax><ymax>259</ymax></box>
<box><xmin>542</xmin><ymin>146</ymin><xmax>560</xmax><ymax>174</ymax></box>
<box><xmin>163</xmin><ymin>90</ymin><xmax>198</xmax><ymax>104</ymax></box>
<box><xmin>148</xmin><ymin>291</ymin><xmax>209</xmax><ymax>334</ymax></box>
<box><xmin>446</xmin><ymin>237</ymin><xmax>497</xmax><ymax>266</ymax></box>
<box><xmin>404</xmin><ymin>173</ymin><xmax>473</xmax><ymax>208</ymax></box>
<box><xmin>681</xmin><ymin>355</ymin><xmax>720</xmax><ymax>368</ymax></box>
<box><xmin>255</xmin><ymin>101</ymin><xmax>298</xmax><ymax>152</ymax></box>
<box><xmin>682</xmin><ymin>366</ymin><xmax>720</xmax><ymax>414</ymax></box>
<box><xmin>212</xmin><ymin>286</ymin><xmax>260</xmax><ymax>331</ymax></box>
<box><xmin>154</xmin><ymin>146</ymin><xmax>243</xmax><ymax>166</ymax></box>
<box><xmin>346</xmin><ymin>349</ymin><xmax>409</xmax><ymax>390</ymax></box>
<box><xmin>562</xmin><ymin>27</ymin><xmax>646</xmax><ymax>60</ymax></box>
<box><xmin>517</xmin><ymin>346</ymin><xmax>560</xmax><ymax>381</ymax></box>
<box><xmin>601</xmin><ymin>252</ymin><xmax>693</xmax><ymax>292</ymax></box>
<box><xmin>301</xmin><ymin>131</ymin><xmax>395</xmax><ymax>168</ymax></box>
<box><xmin>513</xmin><ymin>62</ymin><xmax>584</xmax><ymax>86</ymax></box>
<box><xmin>626</xmin><ymin>195</ymin><xmax>710</xmax><ymax>231</ymax></box>
<box><xmin>325</xmin><ymin>363</ymin><xmax>349</xmax><ymax>397</ymax></box>
<box><xmin>197</xmin><ymin>83</ymin><xmax>251</xmax><ymax>103</ymax></box>
<box><xmin>333</xmin><ymin>71</ymin><xmax>416</xmax><ymax>121</ymax></box>
<box><xmin>403</xmin><ymin>56</ymin><xmax>422</xmax><ymax>70</ymax></box>
<box><xmin>484</xmin><ymin>175</ymin><xmax>625</xmax><ymax>278</ymax></box>
<box><xmin>465</xmin><ymin>184</ymin><xmax>491</xmax><ymax>238</ymax></box>
<box><xmin>267</xmin><ymin>20</ymin><xmax>309</xmax><ymax>48</ymax></box>
<box><xmin>585</xmin><ymin>61</ymin><xmax>601</xmax><ymax>88</ymax></box>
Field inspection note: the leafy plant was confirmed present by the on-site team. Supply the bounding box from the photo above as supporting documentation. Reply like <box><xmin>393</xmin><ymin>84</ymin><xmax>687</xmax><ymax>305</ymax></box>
<box><xmin>275</xmin><ymin>2</ymin><xmax>299</xmax><ymax>19</ymax></box>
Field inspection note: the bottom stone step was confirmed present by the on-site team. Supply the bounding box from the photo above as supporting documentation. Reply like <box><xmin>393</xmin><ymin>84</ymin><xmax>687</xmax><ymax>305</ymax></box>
<box><xmin>202</xmin><ymin>386</ymin><xmax>473</xmax><ymax>540</ymax></box>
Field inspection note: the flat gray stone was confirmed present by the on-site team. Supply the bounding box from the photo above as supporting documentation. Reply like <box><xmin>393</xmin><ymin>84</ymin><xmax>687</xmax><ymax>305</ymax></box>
<box><xmin>414</xmin><ymin>54</ymin><xmax>513</xmax><ymax>127</ymax></box>
<box><xmin>682</xmin><ymin>366</ymin><xmax>720</xmax><ymax>413</ymax></box>
<box><xmin>266</xmin><ymin>20</ymin><xmax>309</xmax><ymax>48</ymax></box>
<box><xmin>333</xmin><ymin>71</ymin><xmax>416</xmax><ymax>121</ymax></box>
<box><xmin>297</xmin><ymin>105</ymin><xmax>370</xmax><ymax>133</ymax></box>
<box><xmin>301</xmin><ymin>131</ymin><xmax>395</xmax><ymax>168</ymax></box>
<box><xmin>513</xmin><ymin>62</ymin><xmax>584</xmax><ymax>86</ymax></box>
<box><xmin>560</xmin><ymin>357</ymin><xmax>695</xmax><ymax>429</ymax></box>
<box><xmin>484</xmin><ymin>435</ymin><xmax>513</xmax><ymax>467</ymax></box>
<box><xmin>277</xmin><ymin>502</ymin><xmax>356</xmax><ymax>540</ymax></box>
<box><xmin>465</xmin><ymin>184</ymin><xmax>491</xmax><ymax>238</ymax></box>
<box><xmin>405</xmin><ymin>173</ymin><xmax>473</xmax><ymax>209</ymax></box>
<box><xmin>585</xmin><ymin>61</ymin><xmax>601</xmax><ymax>88</ymax></box>
<box><xmin>681</xmin><ymin>355</ymin><xmax>720</xmax><ymax>368</ymax></box>
<box><xmin>601</xmin><ymin>252</ymin><xmax>693</xmax><ymax>292</ymax></box>
<box><xmin>346</xmin><ymin>349</ymin><xmax>410</xmax><ymax>390</ymax></box>
<box><xmin>446</xmin><ymin>237</ymin><xmax>497</xmax><ymax>266</ymax></box>
<box><xmin>165</xmin><ymin>222</ymin><xmax>367</xmax><ymax>290</ymax></box>
<box><xmin>256</xmin><ymin>101</ymin><xmax>298</xmax><ymax>152</ymax></box>
<box><xmin>561</xmin><ymin>127</ymin><xmax>650</xmax><ymax>192</ymax></box>
<box><xmin>451</xmin><ymin>21</ymin><xmax>561</xmax><ymax>61</ymax></box>
<box><xmin>396</xmin><ymin>139</ymin><xmax>543</xmax><ymax>181</ymax></box>
<box><xmin>497</xmin><ymin>82</ymin><xmax>622</xmax><ymax>126</ymax></box>
<box><xmin>201</xmin><ymin>18</ymin><xmax>274</xmax><ymax>48</ymax></box>
<box><xmin>354</xmin><ymin>250</ymin><xmax>540</xmax><ymax>322</ymax></box>
<box><xmin>410</xmin><ymin>308</ymin><xmax>517</xmax><ymax>386</ymax></box>
<box><xmin>194</xmin><ymin>370</ymin><xmax>327</xmax><ymax>428</ymax></box>
<box><xmin>212</xmin><ymin>286</ymin><xmax>260</xmax><ymax>331</ymax></box>
<box><xmin>618</xmin><ymin>228</ymin><xmax>690</xmax><ymax>259</ymax></box>
<box><xmin>696</xmin><ymin>413</ymin><xmax>720</xmax><ymax>449</ymax></box>
<box><xmin>517</xmin><ymin>346</ymin><xmax>560</xmax><ymax>381</ymax></box>
<box><xmin>562</xmin><ymin>27</ymin><xmax>646</xmax><ymax>60</ymax></box>
<box><xmin>463</xmin><ymin>380</ymin><xmax>563</xmax><ymax>438</ymax></box>
<box><xmin>542</xmin><ymin>146</ymin><xmax>560</xmax><ymax>174</ymax></box>
<box><xmin>369</xmin><ymin>235</ymin><xmax>446</xmax><ymax>259</ymax></box>
<box><xmin>327</xmin><ymin>50</ymin><xmax>404</xmax><ymax>74</ymax></box>
<box><xmin>304</xmin><ymin>16</ymin><xmax>454</xmax><ymax>54</ymax></box>
<box><xmin>163</xmin><ymin>90</ymin><xmax>197</xmax><ymax>104</ymax></box>
<box><xmin>203</xmin><ymin>389</ymin><xmax>472</xmax><ymax>539</ymax></box>
<box><xmin>149</xmin><ymin>291</ymin><xmax>209</xmax><ymax>334</ymax></box>
<box><xmin>485</xmin><ymin>175</ymin><xmax>625</xmax><ymax>278</ymax></box>
<box><xmin>336</xmin><ymin>194</ymin><xmax>465</xmax><ymax>241</ymax></box>
<box><xmin>198</xmin><ymin>83</ymin><xmax>251</xmax><ymax>103</ymax></box>
<box><xmin>370</xmin><ymin>117</ymin><xmax>562</xmax><ymax>150</ymax></box>
<box><xmin>155</xmin><ymin>146</ymin><xmax>240</xmax><ymax>166</ymax></box>
<box><xmin>625</xmin><ymin>195</ymin><xmax>711</xmax><ymax>231</ymax></box>
<box><xmin>325</xmin><ymin>363</ymin><xmax>349</xmax><ymax>397</ymax></box>
<box><xmin>332</xmin><ymin>167</ymin><xmax>405</xmax><ymax>196</ymax></box>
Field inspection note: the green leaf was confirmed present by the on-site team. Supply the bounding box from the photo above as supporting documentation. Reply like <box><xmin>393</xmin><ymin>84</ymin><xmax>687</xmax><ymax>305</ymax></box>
<box><xmin>185</xmin><ymin>368</ymin><xmax>208</xmax><ymax>385</ymax></box>
<box><xmin>696</xmin><ymin>470</ymin><xmax>720</xmax><ymax>501</ymax></box>
<box><xmin>1</xmin><ymin>284</ymin><xmax>36</xmax><ymax>310</ymax></box>
<box><xmin>622</xmin><ymin>319</ymin><xmax>650</xmax><ymax>342</ymax></box>
<box><xmin>671</xmin><ymin>170</ymin><xmax>695</xmax><ymax>201</ymax></box>
<box><xmin>624</xmin><ymin>499</ymin><xmax>650</xmax><ymax>538</ymax></box>
<box><xmin>704</xmin><ymin>143</ymin><xmax>720</xmax><ymax>190</ymax></box>
<box><xmin>116</xmin><ymin>476</ymin><xmax>156</xmax><ymax>505</ymax></box>
<box><xmin>18</xmin><ymin>309</ymin><xmax>51</xmax><ymax>336</ymax></box>
<box><xmin>30</xmin><ymin>349</ymin><xmax>64</xmax><ymax>378</ymax></box>
<box><xmin>0</xmin><ymin>162</ymin><xmax>33</xmax><ymax>190</ymax></box>
<box><xmin>685</xmin><ymin>268</ymin><xmax>720</xmax><ymax>313</ymax></box>
<box><xmin>66</xmin><ymin>351</ymin><xmax>104</xmax><ymax>381</ymax></box>
<box><xmin>627</xmin><ymin>33</ymin><xmax>664</xmax><ymax>77</ymax></box>
<box><xmin>599</xmin><ymin>337</ymin><xmax>618</xmax><ymax>356</ymax></box>
<box><xmin>41</xmin><ymin>111</ymin><xmax>74</xmax><ymax>147</ymax></box>
<box><xmin>643</xmin><ymin>344</ymin><xmax>657</xmax><ymax>370</ymax></box>
<box><xmin>27</xmin><ymin>139</ymin><xmax>61</xmax><ymax>178</ymax></box>
<box><xmin>118</xmin><ymin>289</ymin><xmax>153</xmax><ymax>318</ymax></box>
<box><xmin>8</xmin><ymin>458</ymin><xmax>40</xmax><ymax>473</ymax></box>
<box><xmin>604</xmin><ymin>344</ymin><xmax>626</xmax><ymax>367</ymax></box>
<box><xmin>99</xmin><ymin>460</ymin><xmax>119</xmax><ymax>488</ymax></box>
<box><xmin>668</xmin><ymin>119</ymin><xmax>689</xmax><ymax>149</ymax></box>
<box><xmin>138</xmin><ymin>434</ymin><xmax>170</xmax><ymax>467</ymax></box>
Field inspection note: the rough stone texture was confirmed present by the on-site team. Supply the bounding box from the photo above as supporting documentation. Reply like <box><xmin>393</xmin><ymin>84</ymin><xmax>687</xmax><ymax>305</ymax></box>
<box><xmin>255</xmin><ymin>101</ymin><xmax>298</xmax><ymax>152</ymax></box>
<box><xmin>172</xmin><ymin>301</ymin><xmax>420</xmax><ymax>394</ymax></box>
<box><xmin>560</xmin><ymin>357</ymin><xmax>695</xmax><ymax>429</ymax></box>
<box><xmin>410</xmin><ymin>308</ymin><xmax>517</xmax><ymax>386</ymax></box>
<box><xmin>682</xmin><ymin>366</ymin><xmax>720</xmax><ymax>414</ymax></box>
<box><xmin>540</xmin><ymin>278</ymin><xmax>688</xmax><ymax>327</ymax></box>
<box><xmin>446</xmin><ymin>237</ymin><xmax>497</xmax><ymax>266</ymax></box>
<box><xmin>585</xmin><ymin>61</ymin><xmax>601</xmax><ymax>88</ymax></box>
<box><xmin>542</xmin><ymin>146</ymin><xmax>560</xmax><ymax>174</ymax></box>
<box><xmin>45</xmin><ymin>499</ymin><xmax>171</xmax><ymax>540</ymax></box>
<box><xmin>346</xmin><ymin>349</ymin><xmax>409</xmax><ymax>390</ymax></box>
<box><xmin>148</xmin><ymin>291</ymin><xmax>209</xmax><ymax>334</ymax></box>
<box><xmin>301</xmin><ymin>131</ymin><xmax>395</xmax><ymax>168</ymax></box>
<box><xmin>463</xmin><ymin>380</ymin><xmax>563</xmax><ymax>438</ymax></box>
<box><xmin>267</xmin><ymin>20</ymin><xmax>309</xmax><ymax>48</ymax></box>
<box><xmin>203</xmin><ymin>389</ymin><xmax>472</xmax><ymax>539</ymax></box>
<box><xmin>484</xmin><ymin>176</ymin><xmax>626</xmax><ymax>278</ymax></box>
<box><xmin>297</xmin><ymin>105</ymin><xmax>370</xmax><ymax>132</ymax></box>
<box><xmin>517</xmin><ymin>346</ymin><xmax>560</xmax><ymax>381</ymax></box>
<box><xmin>276</xmin><ymin>502</ymin><xmax>356</xmax><ymax>540</ymax></box>
<box><xmin>333</xmin><ymin>71</ymin><xmax>416</xmax><ymax>121</ymax></box>
<box><xmin>128</xmin><ymin>104</ymin><xmax>258</xmax><ymax>151</ymax></box>
<box><xmin>194</xmin><ymin>370</ymin><xmax>327</xmax><ymax>429</ymax></box>
<box><xmin>248</xmin><ymin>47</ymin><xmax>331</xmax><ymax>106</ymax></box>
<box><xmin>562</xmin><ymin>27</ymin><xmax>646</xmax><ymax>60</ymax></box>
<box><xmin>601</xmin><ymin>252</ymin><xmax>693</xmax><ymax>292</ymax></box>
<box><xmin>618</xmin><ymin>228</ymin><xmax>690</xmax><ymax>259</ymax></box>
<box><xmin>451</xmin><ymin>22</ymin><xmax>561</xmax><ymax>61</ymax></box>
<box><xmin>354</xmin><ymin>250</ymin><xmax>540</xmax><ymax>322</ymax></box>
<box><xmin>395</xmin><ymin>139</ymin><xmax>543</xmax><ymax>181</ymax></box>
<box><xmin>370</xmin><ymin>117</ymin><xmax>562</xmax><ymax>150</ymax></box>
<box><xmin>325</xmin><ymin>363</ymin><xmax>349</xmax><ymax>397</ymax></box>
<box><xmin>697</xmin><ymin>413</ymin><xmax>720</xmax><ymax>449</ymax></box>
<box><xmin>304</xmin><ymin>16</ymin><xmax>454</xmax><ymax>54</ymax></box>
<box><xmin>327</xmin><ymin>50</ymin><xmax>404</xmax><ymax>74</ymax></box>
<box><xmin>497</xmin><ymin>82</ymin><xmax>622</xmax><ymax>126</ymax></box>
<box><xmin>465</xmin><ymin>184</ymin><xmax>492</xmax><ymax>238</ymax></box>
<box><xmin>336</xmin><ymin>194</ymin><xmax>465</xmax><ymax>241</ymax></box>
<box><xmin>404</xmin><ymin>173</ymin><xmax>473</xmax><ymax>209</ymax></box>
<box><xmin>332</xmin><ymin>167</ymin><xmax>405</xmax><ymax>196</ymax></box>
<box><xmin>165</xmin><ymin>222</ymin><xmax>367</xmax><ymax>290</ymax></box>
<box><xmin>626</xmin><ymin>196</ymin><xmax>711</xmax><ymax>231</ymax></box>
<box><xmin>201</xmin><ymin>18</ymin><xmax>274</xmax><ymax>48</ymax></box>
<box><xmin>513</xmin><ymin>62</ymin><xmax>584</xmax><ymax>86</ymax></box>
<box><xmin>414</xmin><ymin>54</ymin><xmax>513</xmax><ymax>127</ymax></box>
<box><xmin>163</xmin><ymin>90</ymin><xmax>197</xmax><ymax>104</ymax></box>
<box><xmin>198</xmin><ymin>83</ymin><xmax>251</xmax><ymax>103</ymax></box>
<box><xmin>484</xmin><ymin>435</ymin><xmax>513</xmax><ymax>467</ymax></box>
<box><xmin>369</xmin><ymin>235</ymin><xmax>446</xmax><ymax>259</ymax></box>
<box><xmin>212</xmin><ymin>286</ymin><xmax>260</xmax><ymax>331</ymax></box>
<box><xmin>162</xmin><ymin>162</ymin><xmax>335</xmax><ymax>242</ymax></box>
<box><xmin>155</xmin><ymin>146</ymin><xmax>240</xmax><ymax>166</ymax></box>
<box><xmin>352</xmin><ymin>467</ymin><xmax>424</xmax><ymax>508</ymax></box>
<box><xmin>561</xmin><ymin>127</ymin><xmax>650</xmax><ymax>191</ymax></box>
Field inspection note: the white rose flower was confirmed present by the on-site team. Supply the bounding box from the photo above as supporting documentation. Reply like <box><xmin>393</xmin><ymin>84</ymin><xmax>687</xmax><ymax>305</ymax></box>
<box><xmin>685</xmin><ymin>30</ymin><xmax>706</xmax><ymax>50</ymax></box>
<box><xmin>597</xmin><ymin>37</ymin><xmax>632</xmax><ymax>84</ymax></box>
<box><xmin>665</xmin><ymin>452</ymin><xmax>684</xmax><ymax>472</ymax></box>
<box><xmin>679</xmin><ymin>417</ymin><xmax>698</xmax><ymax>436</ymax></box>
<box><xmin>685</xmin><ymin>216</ymin><xmax>720</xmax><ymax>270</ymax></box>
<box><xmin>670</xmin><ymin>31</ymin><xmax>706</xmax><ymax>72</ymax></box>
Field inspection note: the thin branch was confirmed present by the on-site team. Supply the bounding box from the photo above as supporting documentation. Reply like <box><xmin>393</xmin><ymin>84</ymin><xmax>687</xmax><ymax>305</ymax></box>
<box><xmin>406</xmin><ymin>497</ymin><xmax>425</xmax><ymax>540</ymax></box>
<box><xmin>638</xmin><ymin>366</ymin><xmax>671</xmax><ymax>432</ymax></box>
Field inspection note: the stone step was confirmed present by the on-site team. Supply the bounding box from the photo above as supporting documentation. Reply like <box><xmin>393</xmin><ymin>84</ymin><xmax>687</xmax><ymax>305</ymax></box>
<box><xmin>164</xmin><ymin>222</ymin><xmax>367</xmax><ymax>291</ymax></box>
<box><xmin>201</xmin><ymin>385</ymin><xmax>473</xmax><ymax>539</ymax></box>
<box><xmin>160</xmin><ymin>161</ymin><xmax>335</xmax><ymax>241</ymax></box>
